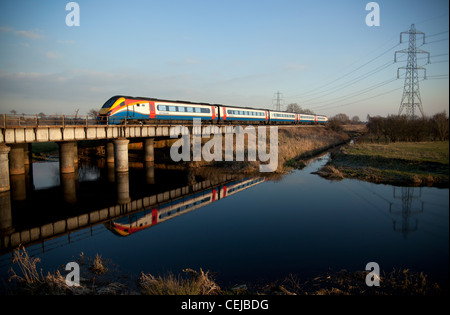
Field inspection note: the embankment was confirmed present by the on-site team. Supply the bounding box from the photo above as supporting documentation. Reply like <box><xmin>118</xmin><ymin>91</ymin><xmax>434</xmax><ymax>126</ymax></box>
<box><xmin>185</xmin><ymin>125</ymin><xmax>353</xmax><ymax>174</ymax></box>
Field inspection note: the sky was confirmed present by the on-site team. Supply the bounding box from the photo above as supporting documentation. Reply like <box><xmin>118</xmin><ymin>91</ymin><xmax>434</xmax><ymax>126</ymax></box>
<box><xmin>0</xmin><ymin>0</ymin><xmax>448</xmax><ymax>120</ymax></box>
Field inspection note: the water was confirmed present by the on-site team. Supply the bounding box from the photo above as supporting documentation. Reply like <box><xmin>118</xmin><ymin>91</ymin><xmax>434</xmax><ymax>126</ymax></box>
<box><xmin>0</xmin><ymin>154</ymin><xmax>448</xmax><ymax>291</ymax></box>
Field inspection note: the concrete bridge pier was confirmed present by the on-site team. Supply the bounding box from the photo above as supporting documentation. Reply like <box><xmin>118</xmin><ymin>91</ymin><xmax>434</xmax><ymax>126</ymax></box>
<box><xmin>114</xmin><ymin>138</ymin><xmax>129</xmax><ymax>173</ymax></box>
<box><xmin>0</xmin><ymin>145</ymin><xmax>11</xmax><ymax>192</ymax></box>
<box><xmin>106</xmin><ymin>141</ymin><xmax>115</xmax><ymax>164</ymax></box>
<box><xmin>73</xmin><ymin>142</ymin><xmax>79</xmax><ymax>165</ymax></box>
<box><xmin>59</xmin><ymin>141</ymin><xmax>76</xmax><ymax>174</ymax></box>
<box><xmin>9</xmin><ymin>144</ymin><xmax>26</xmax><ymax>176</ymax></box>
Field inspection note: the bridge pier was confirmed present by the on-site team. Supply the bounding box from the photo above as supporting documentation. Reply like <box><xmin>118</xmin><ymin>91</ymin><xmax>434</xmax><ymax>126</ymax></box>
<box><xmin>106</xmin><ymin>141</ymin><xmax>115</xmax><ymax>164</ymax></box>
<box><xmin>114</xmin><ymin>138</ymin><xmax>129</xmax><ymax>173</ymax></box>
<box><xmin>0</xmin><ymin>145</ymin><xmax>11</xmax><ymax>192</ymax></box>
<box><xmin>73</xmin><ymin>142</ymin><xmax>79</xmax><ymax>165</ymax></box>
<box><xmin>9</xmin><ymin>144</ymin><xmax>25</xmax><ymax>175</ymax></box>
<box><xmin>59</xmin><ymin>141</ymin><xmax>76</xmax><ymax>174</ymax></box>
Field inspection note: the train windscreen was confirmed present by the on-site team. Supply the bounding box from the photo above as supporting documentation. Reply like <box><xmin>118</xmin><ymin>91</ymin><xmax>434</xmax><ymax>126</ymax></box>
<box><xmin>101</xmin><ymin>96</ymin><xmax>120</xmax><ymax>109</ymax></box>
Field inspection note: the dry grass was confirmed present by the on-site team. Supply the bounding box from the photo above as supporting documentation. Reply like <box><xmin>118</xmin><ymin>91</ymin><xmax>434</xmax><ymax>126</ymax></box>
<box><xmin>276</xmin><ymin>268</ymin><xmax>442</xmax><ymax>295</ymax></box>
<box><xmin>90</xmin><ymin>254</ymin><xmax>107</xmax><ymax>275</ymax></box>
<box><xmin>139</xmin><ymin>268</ymin><xmax>221</xmax><ymax>295</ymax></box>
<box><xmin>182</xmin><ymin>126</ymin><xmax>350</xmax><ymax>174</ymax></box>
<box><xmin>8</xmin><ymin>245</ymin><xmax>69</xmax><ymax>294</ymax></box>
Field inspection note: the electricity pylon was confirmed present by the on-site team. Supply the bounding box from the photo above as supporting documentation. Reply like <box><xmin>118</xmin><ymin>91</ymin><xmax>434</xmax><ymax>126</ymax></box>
<box><xmin>272</xmin><ymin>91</ymin><xmax>284</xmax><ymax>111</ymax></box>
<box><xmin>394</xmin><ymin>24</ymin><xmax>430</xmax><ymax>119</ymax></box>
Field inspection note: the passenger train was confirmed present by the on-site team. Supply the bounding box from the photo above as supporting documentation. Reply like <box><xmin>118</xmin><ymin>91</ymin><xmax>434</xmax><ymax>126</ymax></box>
<box><xmin>107</xmin><ymin>177</ymin><xmax>266</xmax><ymax>236</ymax></box>
<box><xmin>97</xmin><ymin>95</ymin><xmax>328</xmax><ymax>125</ymax></box>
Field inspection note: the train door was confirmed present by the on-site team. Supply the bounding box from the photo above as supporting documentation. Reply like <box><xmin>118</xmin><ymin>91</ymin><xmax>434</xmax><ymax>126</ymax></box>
<box><xmin>214</xmin><ymin>106</ymin><xmax>219</xmax><ymax>121</ymax></box>
<box><xmin>149</xmin><ymin>102</ymin><xmax>156</xmax><ymax>119</ymax></box>
<box><xmin>211</xmin><ymin>106</ymin><xmax>216</xmax><ymax>121</ymax></box>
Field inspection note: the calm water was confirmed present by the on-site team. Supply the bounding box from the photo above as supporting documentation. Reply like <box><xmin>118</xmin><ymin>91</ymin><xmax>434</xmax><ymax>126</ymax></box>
<box><xmin>0</xmin><ymin>154</ymin><xmax>448</xmax><ymax>291</ymax></box>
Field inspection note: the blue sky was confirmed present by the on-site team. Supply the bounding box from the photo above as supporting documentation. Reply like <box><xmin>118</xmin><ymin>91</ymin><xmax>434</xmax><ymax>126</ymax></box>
<box><xmin>0</xmin><ymin>0</ymin><xmax>448</xmax><ymax>119</ymax></box>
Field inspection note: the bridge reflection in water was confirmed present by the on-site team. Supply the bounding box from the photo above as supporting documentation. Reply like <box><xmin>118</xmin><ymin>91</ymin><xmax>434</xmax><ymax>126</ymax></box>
<box><xmin>0</xmin><ymin>160</ymin><xmax>266</xmax><ymax>255</ymax></box>
<box><xmin>106</xmin><ymin>177</ymin><xmax>266</xmax><ymax>237</ymax></box>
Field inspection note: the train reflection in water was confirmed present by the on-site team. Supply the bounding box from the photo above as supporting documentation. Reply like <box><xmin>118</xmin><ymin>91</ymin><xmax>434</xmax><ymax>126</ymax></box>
<box><xmin>106</xmin><ymin>178</ymin><xmax>266</xmax><ymax>236</ymax></box>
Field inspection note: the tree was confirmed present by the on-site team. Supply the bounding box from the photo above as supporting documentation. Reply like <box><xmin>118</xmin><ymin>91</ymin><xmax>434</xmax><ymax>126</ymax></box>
<box><xmin>431</xmin><ymin>111</ymin><xmax>449</xmax><ymax>141</ymax></box>
<box><xmin>286</xmin><ymin>103</ymin><xmax>301</xmax><ymax>113</ymax></box>
<box><xmin>285</xmin><ymin>103</ymin><xmax>315</xmax><ymax>114</ymax></box>
<box><xmin>333</xmin><ymin>113</ymin><xmax>350</xmax><ymax>124</ymax></box>
<box><xmin>351</xmin><ymin>116</ymin><xmax>360</xmax><ymax>124</ymax></box>
<box><xmin>88</xmin><ymin>109</ymin><xmax>99</xmax><ymax>119</ymax></box>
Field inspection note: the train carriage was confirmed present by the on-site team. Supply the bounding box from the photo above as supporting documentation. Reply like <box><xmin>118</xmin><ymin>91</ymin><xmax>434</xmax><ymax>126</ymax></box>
<box><xmin>154</xmin><ymin>101</ymin><xmax>217</xmax><ymax>122</ymax></box>
<box><xmin>220</xmin><ymin>106</ymin><xmax>268</xmax><ymax>124</ymax></box>
<box><xmin>269</xmin><ymin>110</ymin><xmax>297</xmax><ymax>124</ymax></box>
<box><xmin>298</xmin><ymin>114</ymin><xmax>316</xmax><ymax>124</ymax></box>
<box><xmin>316</xmin><ymin>115</ymin><xmax>329</xmax><ymax>124</ymax></box>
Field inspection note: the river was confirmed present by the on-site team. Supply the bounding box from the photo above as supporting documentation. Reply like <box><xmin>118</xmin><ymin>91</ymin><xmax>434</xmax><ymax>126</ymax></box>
<box><xmin>0</xmin><ymin>153</ymin><xmax>448</xmax><ymax>292</ymax></box>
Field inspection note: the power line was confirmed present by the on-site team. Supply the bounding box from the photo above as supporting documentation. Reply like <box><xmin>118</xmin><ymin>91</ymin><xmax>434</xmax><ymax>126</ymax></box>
<box><xmin>284</xmin><ymin>40</ymin><xmax>401</xmax><ymax>100</ymax></box>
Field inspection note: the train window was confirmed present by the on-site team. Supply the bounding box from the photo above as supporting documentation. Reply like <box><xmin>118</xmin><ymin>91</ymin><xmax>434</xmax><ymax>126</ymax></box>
<box><xmin>158</xmin><ymin>105</ymin><xmax>167</xmax><ymax>111</ymax></box>
<box><xmin>179</xmin><ymin>107</ymin><xmax>186</xmax><ymax>112</ymax></box>
<box><xmin>169</xmin><ymin>106</ymin><xmax>176</xmax><ymax>112</ymax></box>
<box><xmin>200</xmin><ymin>108</ymin><xmax>210</xmax><ymax>113</ymax></box>
<box><xmin>186</xmin><ymin>107</ymin><xmax>193</xmax><ymax>112</ymax></box>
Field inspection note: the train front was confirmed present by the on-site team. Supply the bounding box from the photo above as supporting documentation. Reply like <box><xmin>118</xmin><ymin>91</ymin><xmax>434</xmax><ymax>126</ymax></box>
<box><xmin>97</xmin><ymin>96</ymin><xmax>125</xmax><ymax>124</ymax></box>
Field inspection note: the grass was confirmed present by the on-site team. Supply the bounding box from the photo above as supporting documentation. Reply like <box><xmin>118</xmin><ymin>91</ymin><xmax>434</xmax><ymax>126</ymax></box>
<box><xmin>318</xmin><ymin>141</ymin><xmax>449</xmax><ymax>187</ymax></box>
<box><xmin>139</xmin><ymin>268</ymin><xmax>221</xmax><ymax>295</ymax></box>
<box><xmin>184</xmin><ymin>126</ymin><xmax>351</xmax><ymax>174</ymax></box>
<box><xmin>343</xmin><ymin>141</ymin><xmax>449</xmax><ymax>165</ymax></box>
<box><xmin>4</xmin><ymin>246</ymin><xmax>444</xmax><ymax>295</ymax></box>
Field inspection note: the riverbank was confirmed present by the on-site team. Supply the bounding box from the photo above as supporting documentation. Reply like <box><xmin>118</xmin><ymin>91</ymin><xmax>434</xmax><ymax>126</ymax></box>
<box><xmin>3</xmin><ymin>247</ymin><xmax>444</xmax><ymax>295</ymax></box>
<box><xmin>315</xmin><ymin>141</ymin><xmax>449</xmax><ymax>187</ymax></box>
<box><xmin>182</xmin><ymin>125</ymin><xmax>353</xmax><ymax>174</ymax></box>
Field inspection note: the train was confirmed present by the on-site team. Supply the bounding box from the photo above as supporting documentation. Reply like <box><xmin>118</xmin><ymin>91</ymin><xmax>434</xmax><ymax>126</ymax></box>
<box><xmin>97</xmin><ymin>95</ymin><xmax>328</xmax><ymax>125</ymax></box>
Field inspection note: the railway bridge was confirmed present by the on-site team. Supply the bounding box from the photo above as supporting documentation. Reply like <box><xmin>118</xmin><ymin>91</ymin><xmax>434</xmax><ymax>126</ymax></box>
<box><xmin>0</xmin><ymin>114</ymin><xmax>299</xmax><ymax>192</ymax></box>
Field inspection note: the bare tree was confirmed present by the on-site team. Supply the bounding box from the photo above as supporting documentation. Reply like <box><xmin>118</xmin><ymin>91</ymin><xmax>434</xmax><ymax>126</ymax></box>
<box><xmin>88</xmin><ymin>109</ymin><xmax>99</xmax><ymax>119</ymax></box>
<box><xmin>333</xmin><ymin>113</ymin><xmax>350</xmax><ymax>124</ymax></box>
<box><xmin>351</xmin><ymin>115</ymin><xmax>360</xmax><ymax>124</ymax></box>
<box><xmin>286</xmin><ymin>103</ymin><xmax>301</xmax><ymax>113</ymax></box>
<box><xmin>432</xmin><ymin>111</ymin><xmax>449</xmax><ymax>141</ymax></box>
<box><xmin>286</xmin><ymin>103</ymin><xmax>315</xmax><ymax>114</ymax></box>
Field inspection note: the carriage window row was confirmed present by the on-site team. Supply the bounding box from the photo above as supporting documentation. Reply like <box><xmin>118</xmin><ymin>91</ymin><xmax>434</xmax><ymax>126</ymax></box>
<box><xmin>157</xmin><ymin>105</ymin><xmax>210</xmax><ymax>113</ymax></box>
<box><xmin>227</xmin><ymin>110</ymin><xmax>264</xmax><ymax>116</ymax></box>
<box><xmin>273</xmin><ymin>113</ymin><xmax>295</xmax><ymax>118</ymax></box>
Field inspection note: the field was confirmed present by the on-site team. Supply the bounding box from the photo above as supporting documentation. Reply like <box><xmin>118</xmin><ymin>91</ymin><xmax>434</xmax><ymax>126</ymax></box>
<box><xmin>317</xmin><ymin>141</ymin><xmax>449</xmax><ymax>187</ymax></box>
